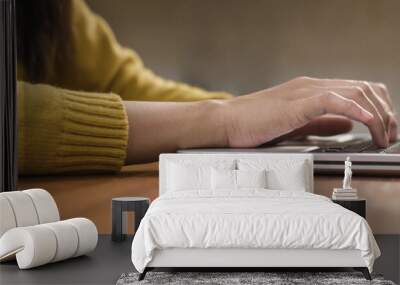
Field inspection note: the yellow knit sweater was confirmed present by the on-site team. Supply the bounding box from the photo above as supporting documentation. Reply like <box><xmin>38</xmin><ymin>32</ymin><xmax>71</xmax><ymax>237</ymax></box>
<box><xmin>17</xmin><ymin>0</ymin><xmax>230</xmax><ymax>175</ymax></box>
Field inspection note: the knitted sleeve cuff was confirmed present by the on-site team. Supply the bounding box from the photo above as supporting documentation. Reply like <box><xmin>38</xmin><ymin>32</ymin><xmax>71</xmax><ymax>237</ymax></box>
<box><xmin>18</xmin><ymin>82</ymin><xmax>128</xmax><ymax>175</ymax></box>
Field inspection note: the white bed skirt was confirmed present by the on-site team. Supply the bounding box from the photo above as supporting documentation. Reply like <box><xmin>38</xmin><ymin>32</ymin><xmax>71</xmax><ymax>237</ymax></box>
<box><xmin>148</xmin><ymin>248</ymin><xmax>366</xmax><ymax>268</ymax></box>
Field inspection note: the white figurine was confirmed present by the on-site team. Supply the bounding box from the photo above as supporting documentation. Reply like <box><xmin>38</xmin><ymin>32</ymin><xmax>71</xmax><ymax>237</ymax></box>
<box><xmin>342</xmin><ymin>156</ymin><xmax>352</xmax><ymax>189</ymax></box>
<box><xmin>332</xmin><ymin>157</ymin><xmax>358</xmax><ymax>200</ymax></box>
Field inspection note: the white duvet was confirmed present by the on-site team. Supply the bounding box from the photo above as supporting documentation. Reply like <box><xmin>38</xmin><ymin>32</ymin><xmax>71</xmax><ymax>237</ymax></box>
<box><xmin>131</xmin><ymin>190</ymin><xmax>380</xmax><ymax>273</ymax></box>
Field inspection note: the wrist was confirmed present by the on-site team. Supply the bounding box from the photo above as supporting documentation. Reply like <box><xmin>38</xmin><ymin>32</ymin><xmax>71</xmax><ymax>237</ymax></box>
<box><xmin>179</xmin><ymin>99</ymin><xmax>230</xmax><ymax>149</ymax></box>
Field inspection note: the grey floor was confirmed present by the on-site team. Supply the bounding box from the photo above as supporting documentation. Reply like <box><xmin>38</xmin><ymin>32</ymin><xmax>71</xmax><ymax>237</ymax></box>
<box><xmin>0</xmin><ymin>235</ymin><xmax>399</xmax><ymax>285</ymax></box>
<box><xmin>0</xmin><ymin>235</ymin><xmax>134</xmax><ymax>285</ymax></box>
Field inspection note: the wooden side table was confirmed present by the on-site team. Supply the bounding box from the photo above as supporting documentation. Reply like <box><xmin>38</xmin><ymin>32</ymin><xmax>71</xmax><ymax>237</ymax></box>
<box><xmin>332</xmin><ymin>199</ymin><xmax>366</xmax><ymax>218</ymax></box>
<box><xmin>112</xmin><ymin>197</ymin><xmax>150</xmax><ymax>242</ymax></box>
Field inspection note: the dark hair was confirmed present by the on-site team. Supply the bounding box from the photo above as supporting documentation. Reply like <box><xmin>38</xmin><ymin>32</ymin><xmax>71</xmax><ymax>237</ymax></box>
<box><xmin>16</xmin><ymin>0</ymin><xmax>72</xmax><ymax>82</ymax></box>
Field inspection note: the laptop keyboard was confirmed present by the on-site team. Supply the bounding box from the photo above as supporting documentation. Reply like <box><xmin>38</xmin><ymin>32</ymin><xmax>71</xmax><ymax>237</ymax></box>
<box><xmin>382</xmin><ymin>142</ymin><xmax>400</xmax><ymax>153</ymax></box>
<box><xmin>311</xmin><ymin>140</ymin><xmax>400</xmax><ymax>153</ymax></box>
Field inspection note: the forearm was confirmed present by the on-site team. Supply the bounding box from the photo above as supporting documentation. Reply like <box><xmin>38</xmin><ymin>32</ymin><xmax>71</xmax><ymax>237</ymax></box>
<box><xmin>123</xmin><ymin>100</ymin><xmax>228</xmax><ymax>164</ymax></box>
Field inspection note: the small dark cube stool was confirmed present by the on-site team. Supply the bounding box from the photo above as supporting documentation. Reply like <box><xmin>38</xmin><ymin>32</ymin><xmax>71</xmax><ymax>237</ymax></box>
<box><xmin>112</xmin><ymin>197</ymin><xmax>150</xmax><ymax>242</ymax></box>
<box><xmin>332</xmin><ymin>199</ymin><xmax>366</xmax><ymax>218</ymax></box>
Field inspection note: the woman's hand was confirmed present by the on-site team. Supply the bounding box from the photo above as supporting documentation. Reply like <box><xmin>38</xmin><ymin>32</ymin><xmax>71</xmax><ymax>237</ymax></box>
<box><xmin>221</xmin><ymin>76</ymin><xmax>397</xmax><ymax>148</ymax></box>
<box><xmin>124</xmin><ymin>76</ymin><xmax>397</xmax><ymax>164</ymax></box>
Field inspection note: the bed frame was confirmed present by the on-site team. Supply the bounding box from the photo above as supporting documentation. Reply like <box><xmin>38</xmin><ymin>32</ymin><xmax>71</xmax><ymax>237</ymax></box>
<box><xmin>138</xmin><ymin>154</ymin><xmax>372</xmax><ymax>281</ymax></box>
<box><xmin>139</xmin><ymin>248</ymin><xmax>371</xmax><ymax>280</ymax></box>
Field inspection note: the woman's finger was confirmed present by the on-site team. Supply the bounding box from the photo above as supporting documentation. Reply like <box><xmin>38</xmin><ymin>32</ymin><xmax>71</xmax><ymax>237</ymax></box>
<box><xmin>370</xmin><ymin>82</ymin><xmax>398</xmax><ymax>141</ymax></box>
<box><xmin>304</xmin><ymin>77</ymin><xmax>397</xmax><ymax>141</ymax></box>
<box><xmin>265</xmin><ymin>115</ymin><xmax>352</xmax><ymax>145</ymax></box>
<box><xmin>310</xmin><ymin>78</ymin><xmax>392</xmax><ymax>109</ymax></box>
<box><xmin>312</xmin><ymin>80</ymin><xmax>390</xmax><ymax>125</ymax></box>
<box><xmin>298</xmin><ymin>91</ymin><xmax>388</xmax><ymax>147</ymax></box>
<box><xmin>310</xmin><ymin>86</ymin><xmax>388</xmax><ymax>145</ymax></box>
<box><xmin>291</xmin><ymin>115</ymin><xmax>353</xmax><ymax>137</ymax></box>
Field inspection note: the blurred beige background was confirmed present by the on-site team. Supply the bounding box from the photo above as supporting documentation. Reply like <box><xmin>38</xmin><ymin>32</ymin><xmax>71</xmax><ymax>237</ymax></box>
<box><xmin>87</xmin><ymin>0</ymin><xmax>400</xmax><ymax>133</ymax></box>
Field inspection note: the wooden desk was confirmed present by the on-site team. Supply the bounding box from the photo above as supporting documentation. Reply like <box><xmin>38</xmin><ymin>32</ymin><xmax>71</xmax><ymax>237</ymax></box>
<box><xmin>17</xmin><ymin>163</ymin><xmax>400</xmax><ymax>234</ymax></box>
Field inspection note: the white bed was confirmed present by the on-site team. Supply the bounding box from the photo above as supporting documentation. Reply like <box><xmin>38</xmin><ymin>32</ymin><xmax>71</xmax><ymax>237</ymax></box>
<box><xmin>131</xmin><ymin>153</ymin><xmax>380</xmax><ymax>280</ymax></box>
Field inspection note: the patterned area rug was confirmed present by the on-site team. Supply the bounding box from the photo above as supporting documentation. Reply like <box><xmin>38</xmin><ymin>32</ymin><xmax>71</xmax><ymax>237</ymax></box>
<box><xmin>116</xmin><ymin>272</ymin><xmax>396</xmax><ymax>285</ymax></box>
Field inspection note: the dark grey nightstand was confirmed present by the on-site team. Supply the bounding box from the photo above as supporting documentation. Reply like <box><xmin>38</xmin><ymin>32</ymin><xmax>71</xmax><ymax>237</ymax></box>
<box><xmin>332</xmin><ymin>199</ymin><xmax>366</xmax><ymax>218</ymax></box>
<box><xmin>112</xmin><ymin>197</ymin><xmax>150</xmax><ymax>242</ymax></box>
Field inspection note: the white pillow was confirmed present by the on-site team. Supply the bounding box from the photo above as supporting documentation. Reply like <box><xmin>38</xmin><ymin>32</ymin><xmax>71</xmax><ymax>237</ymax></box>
<box><xmin>167</xmin><ymin>162</ymin><xmax>211</xmax><ymax>191</ymax></box>
<box><xmin>166</xmin><ymin>159</ymin><xmax>236</xmax><ymax>192</ymax></box>
<box><xmin>237</xmin><ymin>159</ymin><xmax>309</xmax><ymax>191</ymax></box>
<box><xmin>272</xmin><ymin>165</ymin><xmax>307</xmax><ymax>191</ymax></box>
<box><xmin>236</xmin><ymin>169</ymin><xmax>267</xmax><ymax>189</ymax></box>
<box><xmin>211</xmin><ymin>168</ymin><xmax>236</xmax><ymax>190</ymax></box>
<box><xmin>211</xmin><ymin>169</ymin><xmax>268</xmax><ymax>191</ymax></box>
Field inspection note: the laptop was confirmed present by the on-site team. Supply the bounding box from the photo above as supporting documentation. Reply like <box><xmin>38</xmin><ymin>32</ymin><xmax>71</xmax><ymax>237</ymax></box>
<box><xmin>179</xmin><ymin>133</ymin><xmax>400</xmax><ymax>175</ymax></box>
